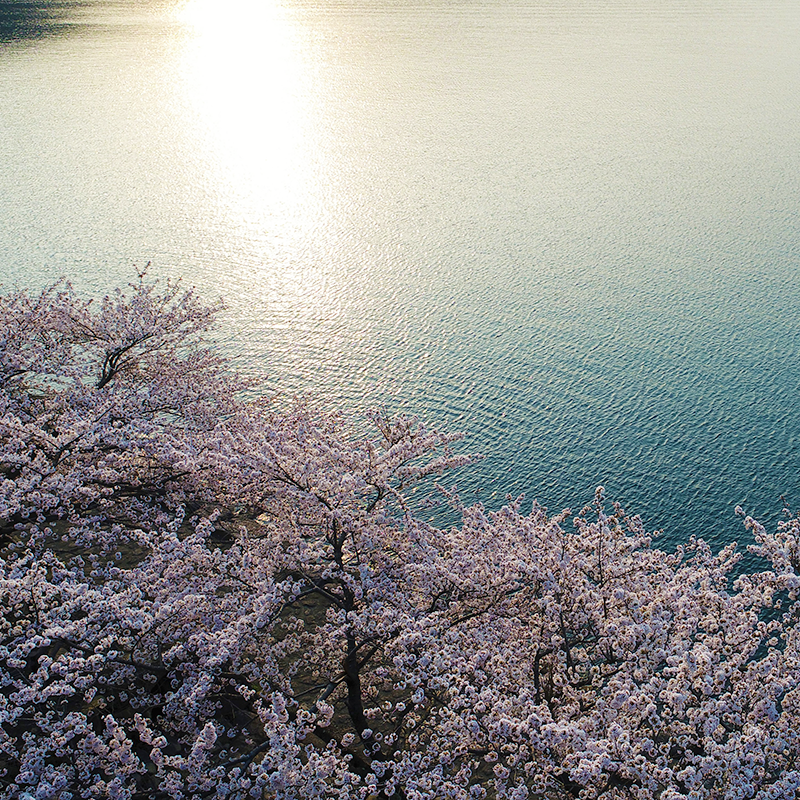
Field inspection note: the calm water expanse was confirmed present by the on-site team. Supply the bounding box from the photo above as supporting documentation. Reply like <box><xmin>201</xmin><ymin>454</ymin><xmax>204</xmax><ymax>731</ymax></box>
<box><xmin>2</xmin><ymin>0</ymin><xmax>800</xmax><ymax>549</ymax></box>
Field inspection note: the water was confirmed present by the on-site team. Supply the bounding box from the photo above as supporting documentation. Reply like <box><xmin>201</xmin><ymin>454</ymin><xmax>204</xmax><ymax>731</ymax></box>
<box><xmin>2</xmin><ymin>0</ymin><xmax>800</xmax><ymax>549</ymax></box>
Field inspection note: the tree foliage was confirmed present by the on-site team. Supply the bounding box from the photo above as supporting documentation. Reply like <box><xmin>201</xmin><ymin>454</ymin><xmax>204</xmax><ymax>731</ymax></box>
<box><xmin>1</xmin><ymin>275</ymin><xmax>800</xmax><ymax>799</ymax></box>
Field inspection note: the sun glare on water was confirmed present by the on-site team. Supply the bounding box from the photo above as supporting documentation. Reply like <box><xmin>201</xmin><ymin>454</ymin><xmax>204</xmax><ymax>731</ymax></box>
<box><xmin>174</xmin><ymin>0</ymin><xmax>345</xmax><ymax>333</ymax></box>
<box><xmin>176</xmin><ymin>0</ymin><xmax>311</xmax><ymax>206</ymax></box>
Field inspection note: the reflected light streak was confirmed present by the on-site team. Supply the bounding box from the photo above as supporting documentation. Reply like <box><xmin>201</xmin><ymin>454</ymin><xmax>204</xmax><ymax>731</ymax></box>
<box><xmin>175</xmin><ymin>0</ymin><xmax>337</xmax><ymax>320</ymax></box>
<box><xmin>178</xmin><ymin>0</ymin><xmax>307</xmax><ymax>189</ymax></box>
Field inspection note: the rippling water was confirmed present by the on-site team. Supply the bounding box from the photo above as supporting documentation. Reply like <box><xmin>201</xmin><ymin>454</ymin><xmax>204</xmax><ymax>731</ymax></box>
<box><xmin>2</xmin><ymin>0</ymin><xmax>800</xmax><ymax>548</ymax></box>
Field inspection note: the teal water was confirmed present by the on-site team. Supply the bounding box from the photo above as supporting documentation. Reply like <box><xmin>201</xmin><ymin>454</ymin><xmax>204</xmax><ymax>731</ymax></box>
<box><xmin>1</xmin><ymin>0</ymin><xmax>800</xmax><ymax>548</ymax></box>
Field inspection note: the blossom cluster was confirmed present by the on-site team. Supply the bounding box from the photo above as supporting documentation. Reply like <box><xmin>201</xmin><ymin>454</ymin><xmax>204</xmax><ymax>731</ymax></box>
<box><xmin>1</xmin><ymin>275</ymin><xmax>799</xmax><ymax>799</ymax></box>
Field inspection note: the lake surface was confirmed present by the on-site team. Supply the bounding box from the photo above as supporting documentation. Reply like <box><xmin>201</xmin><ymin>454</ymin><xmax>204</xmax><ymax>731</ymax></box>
<box><xmin>2</xmin><ymin>0</ymin><xmax>800</xmax><ymax>549</ymax></box>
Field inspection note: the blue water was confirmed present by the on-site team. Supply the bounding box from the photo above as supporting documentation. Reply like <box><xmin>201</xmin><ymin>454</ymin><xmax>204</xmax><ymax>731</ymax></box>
<box><xmin>1</xmin><ymin>0</ymin><xmax>800</xmax><ymax>548</ymax></box>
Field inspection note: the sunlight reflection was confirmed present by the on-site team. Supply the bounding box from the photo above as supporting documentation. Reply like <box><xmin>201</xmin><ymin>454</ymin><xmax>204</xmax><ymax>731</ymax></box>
<box><xmin>177</xmin><ymin>0</ymin><xmax>307</xmax><ymax>189</ymax></box>
<box><xmin>175</xmin><ymin>0</ymin><xmax>338</xmax><ymax>321</ymax></box>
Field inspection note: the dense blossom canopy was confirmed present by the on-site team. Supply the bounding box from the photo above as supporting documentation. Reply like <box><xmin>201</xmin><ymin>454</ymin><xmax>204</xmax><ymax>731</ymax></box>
<box><xmin>1</xmin><ymin>275</ymin><xmax>800</xmax><ymax>799</ymax></box>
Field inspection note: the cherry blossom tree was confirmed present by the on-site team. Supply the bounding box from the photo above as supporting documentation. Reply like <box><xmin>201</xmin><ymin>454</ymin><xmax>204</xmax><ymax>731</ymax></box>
<box><xmin>2</xmin><ymin>274</ymin><xmax>800</xmax><ymax>800</ymax></box>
